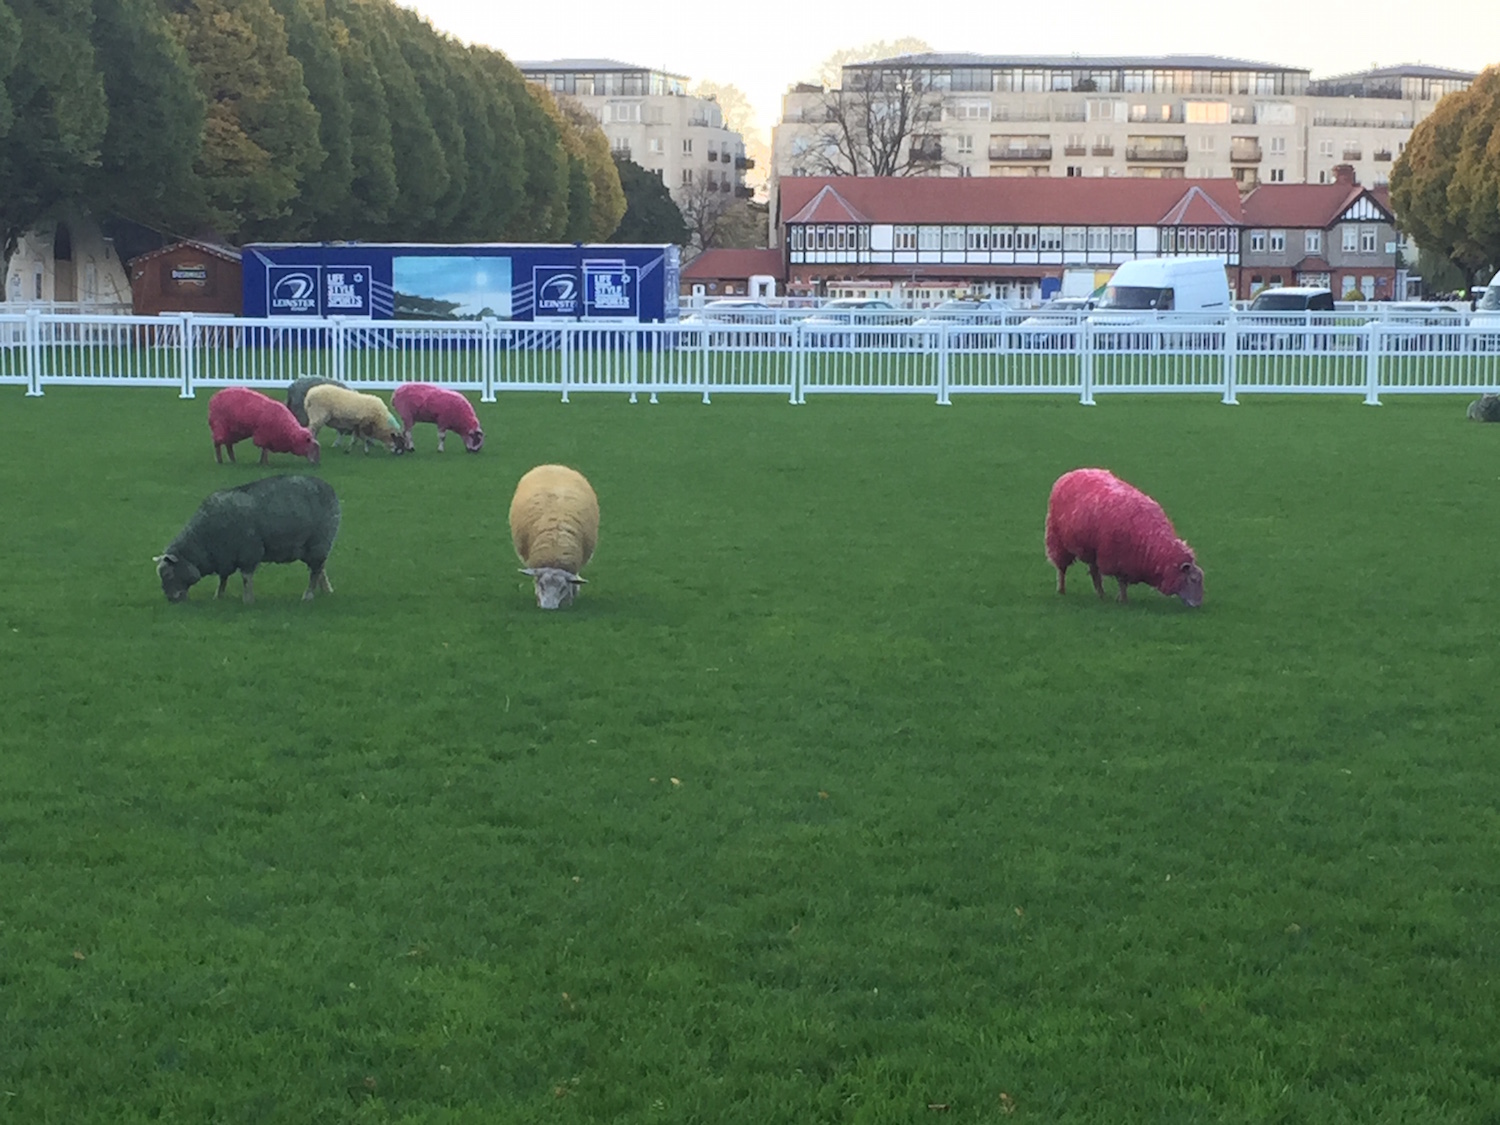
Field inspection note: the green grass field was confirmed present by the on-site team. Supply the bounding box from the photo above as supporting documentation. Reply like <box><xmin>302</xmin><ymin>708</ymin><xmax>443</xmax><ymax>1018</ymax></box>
<box><xmin>2</xmin><ymin>387</ymin><xmax>1498</xmax><ymax>1123</ymax></box>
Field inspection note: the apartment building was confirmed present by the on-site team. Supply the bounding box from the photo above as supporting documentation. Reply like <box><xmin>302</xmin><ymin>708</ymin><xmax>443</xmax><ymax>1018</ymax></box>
<box><xmin>773</xmin><ymin>54</ymin><xmax>1473</xmax><ymax>202</ymax></box>
<box><xmin>517</xmin><ymin>59</ymin><xmax>753</xmax><ymax>206</ymax></box>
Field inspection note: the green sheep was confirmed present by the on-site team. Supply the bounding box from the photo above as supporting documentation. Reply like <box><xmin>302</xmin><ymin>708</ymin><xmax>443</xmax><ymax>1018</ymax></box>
<box><xmin>1466</xmin><ymin>394</ymin><xmax>1500</xmax><ymax>422</ymax></box>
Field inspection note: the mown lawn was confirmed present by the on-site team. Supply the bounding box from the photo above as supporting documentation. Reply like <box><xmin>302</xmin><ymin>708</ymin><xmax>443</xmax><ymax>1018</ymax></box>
<box><xmin>1</xmin><ymin>387</ymin><xmax>1497</xmax><ymax>1123</ymax></box>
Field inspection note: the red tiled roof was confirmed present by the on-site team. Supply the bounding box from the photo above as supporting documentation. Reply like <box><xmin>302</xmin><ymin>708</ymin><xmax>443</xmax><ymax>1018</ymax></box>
<box><xmin>126</xmin><ymin>239</ymin><xmax>242</xmax><ymax>267</ymax></box>
<box><xmin>681</xmin><ymin>248</ymin><xmax>785</xmax><ymax>280</ymax></box>
<box><xmin>777</xmin><ymin>176</ymin><xmax>1246</xmax><ymax>226</ymax></box>
<box><xmin>1293</xmin><ymin>256</ymin><xmax>1332</xmax><ymax>272</ymax></box>
<box><xmin>1240</xmin><ymin>183</ymin><xmax>1393</xmax><ymax>228</ymax></box>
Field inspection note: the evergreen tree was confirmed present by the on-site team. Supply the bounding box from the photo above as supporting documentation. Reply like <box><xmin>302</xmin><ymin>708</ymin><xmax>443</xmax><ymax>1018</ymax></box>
<box><xmin>270</xmin><ymin>0</ymin><xmax>353</xmax><ymax>236</ymax></box>
<box><xmin>325</xmin><ymin>10</ymin><xmax>396</xmax><ymax>237</ymax></box>
<box><xmin>473</xmin><ymin>52</ymin><xmax>567</xmax><ymax>240</ymax></box>
<box><xmin>164</xmin><ymin>0</ymin><xmax>324</xmax><ymax>238</ymax></box>
<box><xmin>389</xmin><ymin>7</ymin><xmax>467</xmax><ymax>239</ymax></box>
<box><xmin>88</xmin><ymin>0</ymin><xmax>205</xmax><ymax>231</ymax></box>
<box><xmin>0</xmin><ymin>0</ymin><xmax>19</xmax><ymax>140</ymax></box>
<box><xmin>446</xmin><ymin>45</ymin><xmax>522</xmax><ymax>240</ymax></box>
<box><xmin>0</xmin><ymin>0</ymin><xmax>108</xmax><ymax>262</ymax></box>
<box><xmin>609</xmin><ymin>156</ymin><xmax>688</xmax><ymax>246</ymax></box>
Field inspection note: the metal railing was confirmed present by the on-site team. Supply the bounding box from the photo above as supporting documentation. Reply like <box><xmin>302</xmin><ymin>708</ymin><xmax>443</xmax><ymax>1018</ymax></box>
<box><xmin>3</xmin><ymin>310</ymin><xmax>1497</xmax><ymax>407</ymax></box>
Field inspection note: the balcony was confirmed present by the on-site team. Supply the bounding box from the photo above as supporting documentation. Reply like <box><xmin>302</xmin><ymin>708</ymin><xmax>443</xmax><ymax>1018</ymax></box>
<box><xmin>1063</xmin><ymin>144</ymin><xmax>1087</xmax><ymax>156</ymax></box>
<box><xmin>1126</xmin><ymin>145</ymin><xmax>1188</xmax><ymax>162</ymax></box>
<box><xmin>707</xmin><ymin>150</ymin><xmax>719</xmax><ymax>162</ymax></box>
<box><xmin>910</xmin><ymin>143</ymin><xmax>943</xmax><ymax>163</ymax></box>
<box><xmin>735</xmin><ymin>185</ymin><xmax>754</xmax><ymax>199</ymax></box>
<box><xmin>1373</xmin><ymin>149</ymin><xmax>1393</xmax><ymax>162</ymax></box>
<box><xmin>1091</xmin><ymin>144</ymin><xmax>1114</xmax><ymax>156</ymax></box>
<box><xmin>1342</xmin><ymin>147</ymin><xmax>1363</xmax><ymax>161</ymax></box>
<box><xmin>989</xmin><ymin>145</ymin><xmax>1053</xmax><ymax>161</ymax></box>
<box><xmin>735</xmin><ymin>155</ymin><xmax>755</xmax><ymax>170</ymax></box>
<box><xmin>1230</xmin><ymin>142</ymin><xmax>1263</xmax><ymax>163</ymax></box>
<box><xmin>611</xmin><ymin>147</ymin><xmax>632</xmax><ymax>161</ymax></box>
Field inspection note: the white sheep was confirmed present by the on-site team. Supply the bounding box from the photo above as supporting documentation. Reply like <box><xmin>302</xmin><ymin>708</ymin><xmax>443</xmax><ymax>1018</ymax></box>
<box><xmin>303</xmin><ymin>384</ymin><xmax>406</xmax><ymax>454</ymax></box>
<box><xmin>508</xmin><ymin>464</ymin><xmax>599</xmax><ymax>609</ymax></box>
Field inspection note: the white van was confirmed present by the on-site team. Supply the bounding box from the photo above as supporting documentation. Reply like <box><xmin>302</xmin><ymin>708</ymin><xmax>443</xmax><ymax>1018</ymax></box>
<box><xmin>1091</xmin><ymin>256</ymin><xmax>1232</xmax><ymax>320</ymax></box>
<box><xmin>1471</xmin><ymin>269</ymin><xmax>1500</xmax><ymax>330</ymax></box>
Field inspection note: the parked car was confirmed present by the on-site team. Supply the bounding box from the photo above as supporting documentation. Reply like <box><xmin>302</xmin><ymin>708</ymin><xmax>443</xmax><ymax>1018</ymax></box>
<box><xmin>1248</xmin><ymin>287</ymin><xmax>1335</xmax><ymax>313</ymax></box>
<box><xmin>1016</xmin><ymin>296</ymin><xmax>1096</xmax><ymax>348</ymax></box>
<box><xmin>679</xmin><ymin>299</ymin><xmax>775</xmax><ymax>324</ymax></box>
<box><xmin>913</xmin><ymin>298</ymin><xmax>1014</xmax><ymax>325</ymax></box>
<box><xmin>1242</xmin><ymin>287</ymin><xmax>1335</xmax><ymax>350</ymax></box>
<box><xmin>1471</xmin><ymin>274</ymin><xmax>1500</xmax><ymax>352</ymax></box>
<box><xmin>802</xmin><ymin>297</ymin><xmax>903</xmax><ymax>347</ymax></box>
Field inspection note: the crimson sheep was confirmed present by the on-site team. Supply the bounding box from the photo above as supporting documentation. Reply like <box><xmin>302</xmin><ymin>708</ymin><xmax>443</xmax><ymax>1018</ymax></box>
<box><xmin>209</xmin><ymin>387</ymin><xmax>321</xmax><ymax>465</ymax></box>
<box><xmin>1044</xmin><ymin>468</ymin><xmax>1203</xmax><ymax>607</ymax></box>
<box><xmin>391</xmin><ymin>383</ymin><xmax>484</xmax><ymax>453</ymax></box>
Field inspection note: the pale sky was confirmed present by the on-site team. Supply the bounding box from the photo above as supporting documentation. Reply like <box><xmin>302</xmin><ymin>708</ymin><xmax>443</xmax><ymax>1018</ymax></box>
<box><xmin>401</xmin><ymin>0</ymin><xmax>1498</xmax><ymax>140</ymax></box>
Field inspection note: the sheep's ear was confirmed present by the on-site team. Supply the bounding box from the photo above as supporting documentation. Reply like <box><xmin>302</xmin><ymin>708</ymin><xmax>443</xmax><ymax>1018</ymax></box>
<box><xmin>1180</xmin><ymin>561</ymin><xmax>1193</xmax><ymax>572</ymax></box>
<box><xmin>154</xmin><ymin>553</ymin><xmax>176</xmax><ymax>565</ymax></box>
<box><xmin>519</xmin><ymin>567</ymin><xmax>538</xmax><ymax>576</ymax></box>
<box><xmin>567</xmin><ymin>574</ymin><xmax>587</xmax><ymax>585</ymax></box>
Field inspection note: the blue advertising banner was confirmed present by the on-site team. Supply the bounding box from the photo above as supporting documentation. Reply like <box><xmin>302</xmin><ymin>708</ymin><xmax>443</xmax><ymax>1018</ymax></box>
<box><xmin>242</xmin><ymin>244</ymin><xmax>679</xmax><ymax>321</ymax></box>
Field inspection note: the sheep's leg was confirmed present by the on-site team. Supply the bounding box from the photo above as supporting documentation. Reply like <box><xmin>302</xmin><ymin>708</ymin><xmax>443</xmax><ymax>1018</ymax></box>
<box><xmin>214</xmin><ymin>442</ymin><xmax>224</xmax><ymax>464</ymax></box>
<box><xmin>226</xmin><ymin>443</ymin><xmax>236</xmax><ymax>464</ymax></box>
<box><xmin>1055</xmin><ymin>566</ymin><xmax>1067</xmax><ymax>595</ymax></box>
<box><xmin>437</xmin><ymin>428</ymin><xmax>447</xmax><ymax>452</ymax></box>
<box><xmin>1088</xmin><ymin>561</ymin><xmax>1105</xmax><ymax>599</ymax></box>
<box><xmin>1116</xmin><ymin>578</ymin><xmax>1130</xmax><ymax>604</ymax></box>
<box><xmin>241</xmin><ymin>570</ymin><xmax>256</xmax><ymax>605</ymax></box>
<box><xmin>318</xmin><ymin>568</ymin><xmax>333</xmax><ymax>594</ymax></box>
<box><xmin>258</xmin><ymin>446</ymin><xmax>270</xmax><ymax>465</ymax></box>
<box><xmin>215</xmin><ymin>575</ymin><xmax>230</xmax><ymax>599</ymax></box>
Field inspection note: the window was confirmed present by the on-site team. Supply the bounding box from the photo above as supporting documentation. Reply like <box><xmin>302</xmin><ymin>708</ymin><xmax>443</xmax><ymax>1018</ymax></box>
<box><xmin>1306</xmin><ymin>230</ymin><xmax>1322</xmax><ymax>254</ymax></box>
<box><xmin>1342</xmin><ymin>226</ymin><xmax>1358</xmax><ymax>252</ymax></box>
<box><xmin>894</xmin><ymin>225</ymin><xmax>917</xmax><ymax>251</ymax></box>
<box><xmin>1087</xmin><ymin>227</ymin><xmax>1110</xmax><ymax>252</ymax></box>
<box><xmin>1185</xmin><ymin>101</ymin><xmax>1229</xmax><ymax>124</ymax></box>
<box><xmin>951</xmin><ymin>101</ymin><xmax>990</xmax><ymax>120</ymax></box>
<box><xmin>1269</xmin><ymin>168</ymin><xmax>1286</xmax><ymax>182</ymax></box>
<box><xmin>1014</xmin><ymin>227</ymin><xmax>1039</xmax><ymax>251</ymax></box>
<box><xmin>957</xmin><ymin>135</ymin><xmax>974</xmax><ymax>155</ymax></box>
<box><xmin>918</xmin><ymin>226</ymin><xmax>942</xmax><ymax>251</ymax></box>
<box><xmin>1269</xmin><ymin>230</ymin><xmax>1286</xmax><ymax>252</ymax></box>
<box><xmin>1063</xmin><ymin>227</ymin><xmax>1086</xmax><ymax>251</ymax></box>
<box><xmin>682</xmin><ymin>139</ymin><xmax>693</xmax><ymax>155</ymax></box>
<box><xmin>681</xmin><ymin>169</ymin><xmax>693</xmax><ymax>185</ymax></box>
<box><xmin>1318</xmin><ymin>139</ymin><xmax>1334</xmax><ymax>157</ymax></box>
<box><xmin>648</xmin><ymin>137</ymin><xmax>663</xmax><ymax>154</ymax></box>
<box><xmin>1038</xmin><ymin>226</ymin><xmax>1062</xmax><ymax>251</ymax></box>
<box><xmin>1111</xmin><ymin>228</ymin><xmax>1135</xmax><ymax>252</ymax></box>
<box><xmin>1269</xmin><ymin>136</ymin><xmax>1287</xmax><ymax>155</ymax></box>
<box><xmin>967</xmin><ymin>226</ymin><xmax>991</xmax><ymax>250</ymax></box>
<box><xmin>943</xmin><ymin>226</ymin><xmax>965</xmax><ymax>251</ymax></box>
<box><xmin>1066</xmin><ymin>165</ymin><xmax>1084</xmax><ymax>177</ymax></box>
<box><xmin>1360</xmin><ymin>226</ymin><xmax>1377</xmax><ymax>253</ymax></box>
<box><xmin>1250</xmin><ymin>231</ymin><xmax>1266</xmax><ymax>252</ymax></box>
<box><xmin>1198</xmin><ymin>134</ymin><xmax>1216</xmax><ymax>151</ymax></box>
<box><xmin>992</xmin><ymin>226</ymin><xmax>1014</xmax><ymax>250</ymax></box>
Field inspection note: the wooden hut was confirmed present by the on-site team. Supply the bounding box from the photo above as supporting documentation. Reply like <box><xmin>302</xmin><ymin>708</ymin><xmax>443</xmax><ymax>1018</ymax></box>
<box><xmin>128</xmin><ymin>240</ymin><xmax>243</xmax><ymax>316</ymax></box>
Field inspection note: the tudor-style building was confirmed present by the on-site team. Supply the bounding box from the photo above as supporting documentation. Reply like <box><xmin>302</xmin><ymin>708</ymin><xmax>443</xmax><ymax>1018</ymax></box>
<box><xmin>778</xmin><ymin>176</ymin><xmax>1246</xmax><ymax>302</ymax></box>
<box><xmin>775</xmin><ymin>173</ymin><xmax>1407</xmax><ymax>302</ymax></box>
<box><xmin>1237</xmin><ymin>165</ymin><xmax>1400</xmax><ymax>299</ymax></box>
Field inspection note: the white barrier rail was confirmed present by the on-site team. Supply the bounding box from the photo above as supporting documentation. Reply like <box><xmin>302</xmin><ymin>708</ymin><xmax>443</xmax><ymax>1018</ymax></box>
<box><xmin>2</xmin><ymin>311</ymin><xmax>1498</xmax><ymax>405</ymax></box>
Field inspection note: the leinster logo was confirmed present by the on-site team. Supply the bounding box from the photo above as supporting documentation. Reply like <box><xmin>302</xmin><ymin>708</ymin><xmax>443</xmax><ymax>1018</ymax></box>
<box><xmin>269</xmin><ymin>267</ymin><xmax>320</xmax><ymax>315</ymax></box>
<box><xmin>533</xmin><ymin>267</ymin><xmax>580</xmax><ymax>317</ymax></box>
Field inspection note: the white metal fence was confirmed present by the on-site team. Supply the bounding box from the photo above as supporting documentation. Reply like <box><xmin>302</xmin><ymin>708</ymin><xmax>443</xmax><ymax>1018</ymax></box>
<box><xmin>3</xmin><ymin>309</ymin><xmax>1498</xmax><ymax>405</ymax></box>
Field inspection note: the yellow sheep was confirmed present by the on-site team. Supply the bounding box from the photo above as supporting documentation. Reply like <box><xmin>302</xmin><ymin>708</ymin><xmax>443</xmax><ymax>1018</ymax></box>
<box><xmin>302</xmin><ymin>384</ymin><xmax>406</xmax><ymax>454</ymax></box>
<box><xmin>508</xmin><ymin>465</ymin><xmax>599</xmax><ymax>609</ymax></box>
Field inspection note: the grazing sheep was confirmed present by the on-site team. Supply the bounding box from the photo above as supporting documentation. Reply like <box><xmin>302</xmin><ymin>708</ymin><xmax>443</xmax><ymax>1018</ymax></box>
<box><xmin>303</xmin><ymin>384</ymin><xmax>407</xmax><ymax>454</ymax></box>
<box><xmin>508</xmin><ymin>464</ymin><xmax>598</xmax><ymax>609</ymax></box>
<box><xmin>208</xmin><ymin>387</ymin><xmax>320</xmax><ymax>465</ymax></box>
<box><xmin>1045</xmin><ymin>468</ymin><xmax>1203</xmax><ymax>607</ymax></box>
<box><xmin>392</xmin><ymin>383</ymin><xmax>484</xmax><ymax>452</ymax></box>
<box><xmin>155</xmin><ymin>475</ymin><xmax>340</xmax><ymax>604</ymax></box>
<box><xmin>1467</xmin><ymin>394</ymin><xmax>1500</xmax><ymax>422</ymax></box>
<box><xmin>286</xmin><ymin>375</ymin><xmax>347</xmax><ymax>427</ymax></box>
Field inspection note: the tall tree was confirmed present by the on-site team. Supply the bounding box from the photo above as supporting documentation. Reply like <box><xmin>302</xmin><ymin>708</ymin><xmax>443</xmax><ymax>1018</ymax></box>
<box><xmin>390</xmin><ymin>7</ymin><xmax>467</xmax><ymax>239</ymax></box>
<box><xmin>88</xmin><ymin>0</ymin><xmax>205</xmax><ymax>232</ymax></box>
<box><xmin>323</xmin><ymin>9</ymin><xmax>395</xmax><ymax>237</ymax></box>
<box><xmin>529</xmin><ymin>85</ymin><xmax>626</xmax><ymax>242</ymax></box>
<box><xmin>609</xmin><ymin>155</ymin><xmax>688</xmax><ymax>246</ymax></box>
<box><xmin>476</xmin><ymin>53</ymin><xmax>567</xmax><ymax>240</ymax></box>
<box><xmin>794</xmin><ymin>57</ymin><xmax>952</xmax><ymax>177</ymax></box>
<box><xmin>331</xmin><ymin>0</ymin><xmax>447</xmax><ymax>238</ymax></box>
<box><xmin>0</xmin><ymin>0</ymin><xmax>108</xmax><ymax>264</ymax></box>
<box><xmin>165</xmin><ymin>0</ymin><xmax>324</xmax><ymax>238</ymax></box>
<box><xmin>0</xmin><ymin>0</ymin><xmax>19</xmax><ymax>140</ymax></box>
<box><xmin>451</xmin><ymin>46</ymin><xmax>527</xmax><ymax>239</ymax></box>
<box><xmin>677</xmin><ymin>177</ymin><xmax>764</xmax><ymax>252</ymax></box>
<box><xmin>1391</xmin><ymin>69</ymin><xmax>1500</xmax><ymax>286</ymax></box>
<box><xmin>270</xmin><ymin>0</ymin><xmax>353</xmax><ymax>236</ymax></box>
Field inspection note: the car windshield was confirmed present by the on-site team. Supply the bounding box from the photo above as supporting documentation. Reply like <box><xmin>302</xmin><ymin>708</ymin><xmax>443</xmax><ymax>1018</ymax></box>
<box><xmin>1099</xmin><ymin>285</ymin><xmax>1172</xmax><ymax>311</ymax></box>
<box><xmin>1478</xmin><ymin>288</ymin><xmax>1500</xmax><ymax>312</ymax></box>
<box><xmin>1252</xmin><ymin>293</ymin><xmax>1314</xmax><ymax>311</ymax></box>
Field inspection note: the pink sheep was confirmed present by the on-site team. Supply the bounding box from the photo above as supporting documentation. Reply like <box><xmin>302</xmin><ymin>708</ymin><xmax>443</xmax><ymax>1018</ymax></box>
<box><xmin>208</xmin><ymin>387</ymin><xmax>321</xmax><ymax>465</ymax></box>
<box><xmin>1045</xmin><ymin>468</ymin><xmax>1203</xmax><ymax>607</ymax></box>
<box><xmin>391</xmin><ymin>383</ymin><xmax>484</xmax><ymax>453</ymax></box>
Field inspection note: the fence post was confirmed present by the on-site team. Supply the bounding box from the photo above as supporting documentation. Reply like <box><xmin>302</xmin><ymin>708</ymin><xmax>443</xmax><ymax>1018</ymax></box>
<box><xmin>1079</xmin><ymin>319</ymin><xmax>1096</xmax><ymax>405</ymax></box>
<box><xmin>792</xmin><ymin>323</ymin><xmax>805</xmax><ymax>404</ymax></box>
<box><xmin>936</xmin><ymin>325</ymin><xmax>951</xmax><ymax>405</ymax></box>
<box><xmin>24</xmin><ymin>307</ymin><xmax>42</xmax><ymax>396</ymax></box>
<box><xmin>1364</xmin><ymin>322</ymin><xmax>1382</xmax><ymax>405</ymax></box>
<box><xmin>1222</xmin><ymin>314</ymin><xmax>1239</xmax><ymax>405</ymax></box>
<box><xmin>330</xmin><ymin>318</ymin><xmax>346</xmax><ymax>385</ymax></box>
<box><xmin>560</xmin><ymin>324</ymin><xmax>571</xmax><ymax>403</ymax></box>
<box><xmin>178</xmin><ymin>313</ymin><xmax>195</xmax><ymax>399</ymax></box>
<box><xmin>481</xmin><ymin>318</ymin><xmax>496</xmax><ymax>402</ymax></box>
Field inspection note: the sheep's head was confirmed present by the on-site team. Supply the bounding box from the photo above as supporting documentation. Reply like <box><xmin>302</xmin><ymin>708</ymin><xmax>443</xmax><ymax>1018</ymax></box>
<box><xmin>520</xmin><ymin>566</ymin><xmax>585</xmax><ymax>609</ymax></box>
<box><xmin>464</xmin><ymin>428</ymin><xmax>485</xmax><ymax>454</ymax></box>
<box><xmin>290</xmin><ymin>428</ymin><xmax>320</xmax><ymax>464</ymax></box>
<box><xmin>155</xmin><ymin>553</ymin><xmax>201</xmax><ymax>603</ymax></box>
<box><xmin>1174</xmin><ymin>560</ymin><xmax>1204</xmax><ymax>608</ymax></box>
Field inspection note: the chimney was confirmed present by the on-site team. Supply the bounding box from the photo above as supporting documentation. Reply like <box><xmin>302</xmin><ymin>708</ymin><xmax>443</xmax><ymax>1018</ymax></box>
<box><xmin>1333</xmin><ymin>163</ymin><xmax>1357</xmax><ymax>186</ymax></box>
